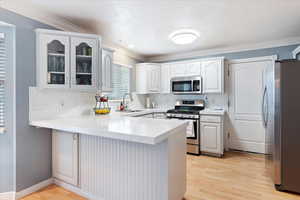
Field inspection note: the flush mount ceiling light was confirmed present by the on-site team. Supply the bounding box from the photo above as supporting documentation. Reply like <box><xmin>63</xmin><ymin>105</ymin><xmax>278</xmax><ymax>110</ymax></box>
<box><xmin>128</xmin><ymin>44</ymin><xmax>135</xmax><ymax>49</ymax></box>
<box><xmin>169</xmin><ymin>29</ymin><xmax>200</xmax><ymax>45</ymax></box>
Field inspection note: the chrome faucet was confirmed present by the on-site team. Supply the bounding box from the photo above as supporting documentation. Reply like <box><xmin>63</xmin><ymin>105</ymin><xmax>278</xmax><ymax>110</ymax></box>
<box><xmin>122</xmin><ymin>93</ymin><xmax>133</xmax><ymax>110</ymax></box>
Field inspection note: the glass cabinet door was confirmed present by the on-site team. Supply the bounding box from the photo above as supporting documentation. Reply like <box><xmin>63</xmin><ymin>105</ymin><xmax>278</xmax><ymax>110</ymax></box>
<box><xmin>71</xmin><ymin>37</ymin><xmax>98</xmax><ymax>89</ymax></box>
<box><xmin>47</xmin><ymin>40</ymin><xmax>66</xmax><ymax>85</ymax></box>
<box><xmin>75</xmin><ymin>43</ymin><xmax>92</xmax><ymax>85</ymax></box>
<box><xmin>41</xmin><ymin>34</ymin><xmax>70</xmax><ymax>88</ymax></box>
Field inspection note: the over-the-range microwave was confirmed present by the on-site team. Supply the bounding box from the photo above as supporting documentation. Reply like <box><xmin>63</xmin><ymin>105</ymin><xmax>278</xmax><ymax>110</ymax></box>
<box><xmin>171</xmin><ymin>76</ymin><xmax>202</xmax><ymax>94</ymax></box>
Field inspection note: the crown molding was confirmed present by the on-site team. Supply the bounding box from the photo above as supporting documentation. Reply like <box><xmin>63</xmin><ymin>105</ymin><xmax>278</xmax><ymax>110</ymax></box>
<box><xmin>146</xmin><ymin>37</ymin><xmax>300</xmax><ymax>62</ymax></box>
<box><xmin>228</xmin><ymin>55</ymin><xmax>278</xmax><ymax>64</ymax></box>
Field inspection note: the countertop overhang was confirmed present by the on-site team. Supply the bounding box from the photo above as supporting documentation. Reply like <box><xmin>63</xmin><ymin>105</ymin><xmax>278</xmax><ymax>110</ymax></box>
<box><xmin>30</xmin><ymin>112</ymin><xmax>188</xmax><ymax>145</ymax></box>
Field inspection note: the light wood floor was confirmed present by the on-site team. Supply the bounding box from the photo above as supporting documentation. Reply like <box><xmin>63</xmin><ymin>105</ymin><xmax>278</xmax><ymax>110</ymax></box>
<box><xmin>21</xmin><ymin>152</ymin><xmax>300</xmax><ymax>200</ymax></box>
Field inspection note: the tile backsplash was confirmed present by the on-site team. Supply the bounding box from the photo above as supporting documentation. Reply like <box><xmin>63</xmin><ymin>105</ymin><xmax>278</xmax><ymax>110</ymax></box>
<box><xmin>29</xmin><ymin>87</ymin><xmax>95</xmax><ymax>121</ymax></box>
<box><xmin>29</xmin><ymin>86</ymin><xmax>226</xmax><ymax>121</ymax></box>
<box><xmin>29</xmin><ymin>87</ymin><xmax>146</xmax><ymax>121</ymax></box>
<box><xmin>147</xmin><ymin>93</ymin><xmax>227</xmax><ymax>109</ymax></box>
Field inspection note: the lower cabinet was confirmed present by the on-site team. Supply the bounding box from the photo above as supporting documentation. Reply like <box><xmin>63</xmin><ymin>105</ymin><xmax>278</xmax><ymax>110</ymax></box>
<box><xmin>52</xmin><ymin>130</ymin><xmax>78</xmax><ymax>186</ymax></box>
<box><xmin>200</xmin><ymin>115</ymin><xmax>224</xmax><ymax>156</ymax></box>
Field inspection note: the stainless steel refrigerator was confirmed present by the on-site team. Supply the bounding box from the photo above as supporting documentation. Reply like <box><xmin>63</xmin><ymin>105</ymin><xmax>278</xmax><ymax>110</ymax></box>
<box><xmin>265</xmin><ymin>59</ymin><xmax>300</xmax><ymax>193</ymax></box>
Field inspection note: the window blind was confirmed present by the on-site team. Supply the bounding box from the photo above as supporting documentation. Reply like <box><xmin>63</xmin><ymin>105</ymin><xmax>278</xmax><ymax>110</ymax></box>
<box><xmin>109</xmin><ymin>64</ymin><xmax>131</xmax><ymax>100</ymax></box>
<box><xmin>0</xmin><ymin>34</ymin><xmax>6</xmax><ymax>133</ymax></box>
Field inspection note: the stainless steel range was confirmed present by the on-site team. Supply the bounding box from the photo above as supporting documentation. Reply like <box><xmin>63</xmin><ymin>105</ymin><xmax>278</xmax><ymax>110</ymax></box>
<box><xmin>166</xmin><ymin>100</ymin><xmax>205</xmax><ymax>155</ymax></box>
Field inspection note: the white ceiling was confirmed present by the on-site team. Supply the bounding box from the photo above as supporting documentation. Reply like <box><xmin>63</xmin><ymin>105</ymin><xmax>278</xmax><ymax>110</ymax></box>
<box><xmin>3</xmin><ymin>0</ymin><xmax>300</xmax><ymax>58</ymax></box>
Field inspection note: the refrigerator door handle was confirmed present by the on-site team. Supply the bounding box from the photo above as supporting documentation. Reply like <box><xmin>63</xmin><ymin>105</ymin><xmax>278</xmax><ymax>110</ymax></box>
<box><xmin>262</xmin><ymin>86</ymin><xmax>267</xmax><ymax>127</ymax></box>
<box><xmin>265</xmin><ymin>87</ymin><xmax>269</xmax><ymax>127</ymax></box>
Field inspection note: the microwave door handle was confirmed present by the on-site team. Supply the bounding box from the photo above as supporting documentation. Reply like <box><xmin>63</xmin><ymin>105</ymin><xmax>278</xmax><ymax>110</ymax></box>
<box><xmin>200</xmin><ymin>76</ymin><xmax>203</xmax><ymax>93</ymax></box>
<box><xmin>192</xmin><ymin>80</ymin><xmax>195</xmax><ymax>92</ymax></box>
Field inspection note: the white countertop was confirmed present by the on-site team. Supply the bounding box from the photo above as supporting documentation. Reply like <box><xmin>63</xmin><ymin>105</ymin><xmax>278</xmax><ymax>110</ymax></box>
<box><xmin>200</xmin><ymin>108</ymin><xmax>225</xmax><ymax>116</ymax></box>
<box><xmin>30</xmin><ymin>110</ymin><xmax>188</xmax><ymax>145</ymax></box>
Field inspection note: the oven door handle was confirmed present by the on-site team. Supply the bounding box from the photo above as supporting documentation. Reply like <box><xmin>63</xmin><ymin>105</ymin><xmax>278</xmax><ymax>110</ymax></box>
<box><xmin>185</xmin><ymin>119</ymin><xmax>199</xmax><ymax>140</ymax></box>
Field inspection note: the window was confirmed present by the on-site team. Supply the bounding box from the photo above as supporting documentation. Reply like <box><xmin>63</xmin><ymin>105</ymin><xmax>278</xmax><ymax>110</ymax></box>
<box><xmin>108</xmin><ymin>64</ymin><xmax>131</xmax><ymax>100</ymax></box>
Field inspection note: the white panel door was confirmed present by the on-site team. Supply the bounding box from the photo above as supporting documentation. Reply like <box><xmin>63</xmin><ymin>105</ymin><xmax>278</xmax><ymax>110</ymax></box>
<box><xmin>201</xmin><ymin>122</ymin><xmax>221</xmax><ymax>154</ymax></box>
<box><xmin>52</xmin><ymin>130</ymin><xmax>78</xmax><ymax>186</ymax></box>
<box><xmin>228</xmin><ymin>58</ymin><xmax>273</xmax><ymax>153</ymax></box>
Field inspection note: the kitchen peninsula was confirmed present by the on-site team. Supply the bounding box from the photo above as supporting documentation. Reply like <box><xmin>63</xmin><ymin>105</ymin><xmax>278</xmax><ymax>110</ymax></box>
<box><xmin>30</xmin><ymin>110</ymin><xmax>188</xmax><ymax>200</ymax></box>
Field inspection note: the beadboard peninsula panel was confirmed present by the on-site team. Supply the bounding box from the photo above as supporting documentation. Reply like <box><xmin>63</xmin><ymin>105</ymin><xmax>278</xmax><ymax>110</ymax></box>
<box><xmin>80</xmin><ymin>135</ymin><xmax>169</xmax><ymax>200</ymax></box>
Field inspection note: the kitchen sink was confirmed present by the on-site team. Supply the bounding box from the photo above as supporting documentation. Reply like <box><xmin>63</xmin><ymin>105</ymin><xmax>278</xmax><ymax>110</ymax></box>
<box><xmin>132</xmin><ymin>112</ymin><xmax>168</xmax><ymax>119</ymax></box>
<box><xmin>116</xmin><ymin>109</ymin><xmax>143</xmax><ymax>113</ymax></box>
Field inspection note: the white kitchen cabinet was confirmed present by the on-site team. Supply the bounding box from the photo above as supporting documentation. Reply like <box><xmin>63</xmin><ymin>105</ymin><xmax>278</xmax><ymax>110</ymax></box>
<box><xmin>101</xmin><ymin>48</ymin><xmax>114</xmax><ymax>92</ymax></box>
<box><xmin>200</xmin><ymin>115</ymin><xmax>224</xmax><ymax>156</ymax></box>
<box><xmin>170</xmin><ymin>63</ymin><xmax>185</xmax><ymax>77</ymax></box>
<box><xmin>37</xmin><ymin>34</ymin><xmax>70</xmax><ymax>88</ymax></box>
<box><xmin>136</xmin><ymin>63</ymin><xmax>161</xmax><ymax>94</ymax></box>
<box><xmin>170</xmin><ymin>62</ymin><xmax>201</xmax><ymax>78</ymax></box>
<box><xmin>160</xmin><ymin>64</ymin><xmax>171</xmax><ymax>93</ymax></box>
<box><xmin>36</xmin><ymin>29</ymin><xmax>101</xmax><ymax>91</ymax></box>
<box><xmin>201</xmin><ymin>58</ymin><xmax>224</xmax><ymax>94</ymax></box>
<box><xmin>185</xmin><ymin>62</ymin><xmax>201</xmax><ymax>76</ymax></box>
<box><xmin>52</xmin><ymin>130</ymin><xmax>78</xmax><ymax>186</ymax></box>
<box><xmin>136</xmin><ymin>58</ymin><xmax>223</xmax><ymax>94</ymax></box>
<box><xmin>70</xmin><ymin>37</ymin><xmax>98</xmax><ymax>90</ymax></box>
<box><xmin>148</xmin><ymin>64</ymin><xmax>161</xmax><ymax>93</ymax></box>
<box><xmin>136</xmin><ymin>63</ymin><xmax>148</xmax><ymax>94</ymax></box>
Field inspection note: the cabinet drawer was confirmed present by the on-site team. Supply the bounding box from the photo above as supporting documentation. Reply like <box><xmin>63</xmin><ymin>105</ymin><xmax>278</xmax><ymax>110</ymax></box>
<box><xmin>200</xmin><ymin>115</ymin><xmax>221</xmax><ymax>123</ymax></box>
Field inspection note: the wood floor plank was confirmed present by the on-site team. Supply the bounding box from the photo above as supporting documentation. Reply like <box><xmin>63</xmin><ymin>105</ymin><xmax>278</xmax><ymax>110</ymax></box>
<box><xmin>21</xmin><ymin>152</ymin><xmax>300</xmax><ymax>200</ymax></box>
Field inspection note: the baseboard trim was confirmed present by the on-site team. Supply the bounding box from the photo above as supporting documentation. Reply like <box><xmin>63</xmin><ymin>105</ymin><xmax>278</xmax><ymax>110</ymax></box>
<box><xmin>15</xmin><ymin>178</ymin><xmax>54</xmax><ymax>199</ymax></box>
<box><xmin>0</xmin><ymin>192</ymin><xmax>15</xmax><ymax>200</ymax></box>
<box><xmin>54</xmin><ymin>179</ymin><xmax>100</xmax><ymax>200</ymax></box>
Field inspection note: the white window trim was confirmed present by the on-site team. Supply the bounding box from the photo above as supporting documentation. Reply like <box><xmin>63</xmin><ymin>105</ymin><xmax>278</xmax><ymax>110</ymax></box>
<box><xmin>0</xmin><ymin>32</ymin><xmax>6</xmax><ymax>134</ymax></box>
<box><xmin>293</xmin><ymin>45</ymin><xmax>300</xmax><ymax>59</ymax></box>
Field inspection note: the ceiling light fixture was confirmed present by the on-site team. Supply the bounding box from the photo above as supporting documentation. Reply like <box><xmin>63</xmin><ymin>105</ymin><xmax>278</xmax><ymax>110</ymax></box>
<box><xmin>128</xmin><ymin>44</ymin><xmax>135</xmax><ymax>49</ymax></box>
<box><xmin>169</xmin><ymin>29</ymin><xmax>200</xmax><ymax>45</ymax></box>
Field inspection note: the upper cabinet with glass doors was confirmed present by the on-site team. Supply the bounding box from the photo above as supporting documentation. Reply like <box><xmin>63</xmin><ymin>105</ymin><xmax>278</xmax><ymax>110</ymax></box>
<box><xmin>36</xmin><ymin>29</ymin><xmax>101</xmax><ymax>91</ymax></box>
